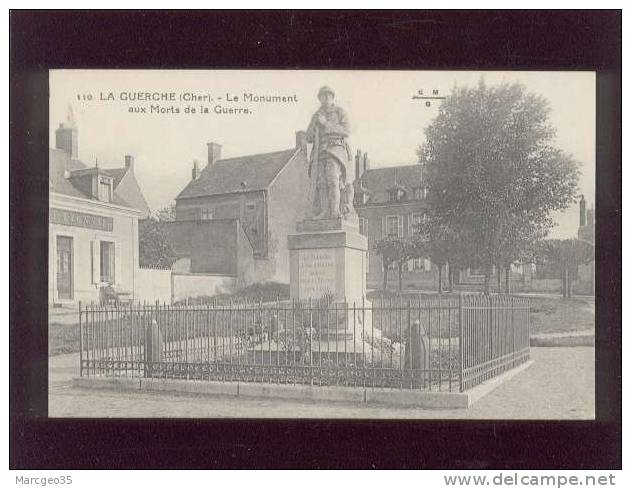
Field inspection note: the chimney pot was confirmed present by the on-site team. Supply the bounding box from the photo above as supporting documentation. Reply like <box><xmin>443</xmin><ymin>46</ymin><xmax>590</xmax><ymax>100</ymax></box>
<box><xmin>207</xmin><ymin>142</ymin><xmax>222</xmax><ymax>167</ymax></box>
<box><xmin>192</xmin><ymin>160</ymin><xmax>200</xmax><ymax>180</ymax></box>
<box><xmin>55</xmin><ymin>122</ymin><xmax>78</xmax><ymax>159</ymax></box>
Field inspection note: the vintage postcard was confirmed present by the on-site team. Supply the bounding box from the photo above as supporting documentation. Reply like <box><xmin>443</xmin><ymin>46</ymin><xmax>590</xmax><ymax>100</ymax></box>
<box><xmin>48</xmin><ymin>69</ymin><xmax>595</xmax><ymax>419</ymax></box>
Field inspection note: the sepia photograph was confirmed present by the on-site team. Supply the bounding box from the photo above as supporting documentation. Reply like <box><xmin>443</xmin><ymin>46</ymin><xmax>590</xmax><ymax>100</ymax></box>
<box><xmin>47</xmin><ymin>69</ymin><xmax>596</xmax><ymax>419</ymax></box>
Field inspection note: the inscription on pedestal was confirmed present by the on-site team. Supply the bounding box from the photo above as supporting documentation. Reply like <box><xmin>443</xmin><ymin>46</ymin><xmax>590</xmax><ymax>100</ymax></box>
<box><xmin>298</xmin><ymin>249</ymin><xmax>336</xmax><ymax>299</ymax></box>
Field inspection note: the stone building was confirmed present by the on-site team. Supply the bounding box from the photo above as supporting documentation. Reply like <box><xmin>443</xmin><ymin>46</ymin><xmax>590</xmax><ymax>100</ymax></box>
<box><xmin>352</xmin><ymin>155</ymin><xmax>436</xmax><ymax>289</ymax></box>
<box><xmin>353</xmin><ymin>154</ymin><xmax>534</xmax><ymax>291</ymax></box>
<box><xmin>171</xmin><ymin>132</ymin><xmax>310</xmax><ymax>284</ymax></box>
<box><xmin>49</xmin><ymin>118</ymin><xmax>150</xmax><ymax>305</ymax></box>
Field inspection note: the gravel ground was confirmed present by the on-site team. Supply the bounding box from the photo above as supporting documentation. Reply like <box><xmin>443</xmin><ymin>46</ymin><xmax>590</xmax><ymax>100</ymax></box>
<box><xmin>49</xmin><ymin>347</ymin><xmax>594</xmax><ymax>419</ymax></box>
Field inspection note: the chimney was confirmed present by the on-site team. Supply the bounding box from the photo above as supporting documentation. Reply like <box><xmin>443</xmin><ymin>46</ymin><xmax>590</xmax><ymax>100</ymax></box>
<box><xmin>192</xmin><ymin>160</ymin><xmax>200</xmax><ymax>180</ymax></box>
<box><xmin>55</xmin><ymin>122</ymin><xmax>78</xmax><ymax>159</ymax></box>
<box><xmin>363</xmin><ymin>152</ymin><xmax>369</xmax><ymax>174</ymax></box>
<box><xmin>125</xmin><ymin>154</ymin><xmax>134</xmax><ymax>171</ymax></box>
<box><xmin>355</xmin><ymin>150</ymin><xmax>361</xmax><ymax>181</ymax></box>
<box><xmin>295</xmin><ymin>131</ymin><xmax>307</xmax><ymax>151</ymax></box>
<box><xmin>579</xmin><ymin>194</ymin><xmax>586</xmax><ymax>227</ymax></box>
<box><xmin>207</xmin><ymin>142</ymin><xmax>222</xmax><ymax>167</ymax></box>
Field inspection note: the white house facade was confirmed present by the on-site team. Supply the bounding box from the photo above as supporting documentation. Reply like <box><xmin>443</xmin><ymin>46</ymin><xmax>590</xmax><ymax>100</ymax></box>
<box><xmin>49</xmin><ymin>118</ymin><xmax>150</xmax><ymax>305</ymax></box>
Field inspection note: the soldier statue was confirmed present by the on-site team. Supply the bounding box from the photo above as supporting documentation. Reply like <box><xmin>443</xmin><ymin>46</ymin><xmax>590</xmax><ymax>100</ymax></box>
<box><xmin>306</xmin><ymin>86</ymin><xmax>355</xmax><ymax>220</ymax></box>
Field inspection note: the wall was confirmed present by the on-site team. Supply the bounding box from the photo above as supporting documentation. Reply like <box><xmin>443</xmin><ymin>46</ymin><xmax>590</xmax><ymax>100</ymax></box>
<box><xmin>135</xmin><ymin>267</ymin><xmax>172</xmax><ymax>303</ymax></box>
<box><xmin>175</xmin><ymin>191</ymin><xmax>266</xmax><ymax>256</ymax></box>
<box><xmin>235</xmin><ymin>221</ymin><xmax>257</xmax><ymax>287</ymax></box>
<box><xmin>166</xmin><ymin>219</ymin><xmax>239</xmax><ymax>274</ymax></box>
<box><xmin>49</xmin><ymin>194</ymin><xmax>140</xmax><ymax>305</ymax></box>
<box><xmin>166</xmin><ymin>223</ymin><xmax>258</xmax><ymax>299</ymax></box>
<box><xmin>166</xmin><ymin>219</ymin><xmax>259</xmax><ymax>280</ymax></box>
<box><xmin>267</xmin><ymin>148</ymin><xmax>310</xmax><ymax>282</ymax></box>
<box><xmin>172</xmin><ymin>273</ymin><xmax>236</xmax><ymax>302</ymax></box>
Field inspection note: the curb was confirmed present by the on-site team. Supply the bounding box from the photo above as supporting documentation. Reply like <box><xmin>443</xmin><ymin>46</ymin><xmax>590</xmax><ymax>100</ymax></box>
<box><xmin>530</xmin><ymin>333</ymin><xmax>594</xmax><ymax>347</ymax></box>
<box><xmin>466</xmin><ymin>360</ymin><xmax>534</xmax><ymax>405</ymax></box>
<box><xmin>72</xmin><ymin>361</ymin><xmax>534</xmax><ymax>410</ymax></box>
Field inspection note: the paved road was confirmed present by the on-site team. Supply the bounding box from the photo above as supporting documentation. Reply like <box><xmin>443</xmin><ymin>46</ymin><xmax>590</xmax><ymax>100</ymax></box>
<box><xmin>49</xmin><ymin>347</ymin><xmax>594</xmax><ymax>419</ymax></box>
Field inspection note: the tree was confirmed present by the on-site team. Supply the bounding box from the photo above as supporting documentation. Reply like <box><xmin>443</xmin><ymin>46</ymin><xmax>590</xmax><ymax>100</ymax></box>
<box><xmin>139</xmin><ymin>204</ymin><xmax>177</xmax><ymax>268</ymax></box>
<box><xmin>154</xmin><ymin>203</ymin><xmax>176</xmax><ymax>221</ymax></box>
<box><xmin>535</xmin><ymin>238</ymin><xmax>594</xmax><ymax>297</ymax></box>
<box><xmin>374</xmin><ymin>236</ymin><xmax>415</xmax><ymax>291</ymax></box>
<box><xmin>422</xmin><ymin>79</ymin><xmax>580</xmax><ymax>294</ymax></box>
<box><xmin>411</xmin><ymin>215</ymin><xmax>460</xmax><ymax>293</ymax></box>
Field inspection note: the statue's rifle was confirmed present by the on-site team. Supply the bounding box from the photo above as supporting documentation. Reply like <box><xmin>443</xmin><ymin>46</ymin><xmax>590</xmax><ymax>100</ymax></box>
<box><xmin>308</xmin><ymin>123</ymin><xmax>320</xmax><ymax>178</ymax></box>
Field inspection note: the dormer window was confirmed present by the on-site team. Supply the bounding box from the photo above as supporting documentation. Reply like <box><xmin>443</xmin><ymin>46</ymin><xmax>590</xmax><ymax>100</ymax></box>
<box><xmin>98</xmin><ymin>177</ymin><xmax>113</xmax><ymax>202</ymax></box>
<box><xmin>413</xmin><ymin>186</ymin><xmax>427</xmax><ymax>200</ymax></box>
<box><xmin>354</xmin><ymin>180</ymin><xmax>370</xmax><ymax>206</ymax></box>
<box><xmin>354</xmin><ymin>191</ymin><xmax>368</xmax><ymax>206</ymax></box>
<box><xmin>389</xmin><ymin>187</ymin><xmax>406</xmax><ymax>202</ymax></box>
<box><xmin>201</xmin><ymin>208</ymin><xmax>214</xmax><ymax>220</ymax></box>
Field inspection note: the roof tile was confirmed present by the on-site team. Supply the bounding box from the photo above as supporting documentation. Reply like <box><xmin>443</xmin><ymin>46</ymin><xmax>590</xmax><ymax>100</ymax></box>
<box><xmin>358</xmin><ymin>164</ymin><xmax>424</xmax><ymax>204</ymax></box>
<box><xmin>49</xmin><ymin>148</ymin><xmax>148</xmax><ymax>214</ymax></box>
<box><xmin>177</xmin><ymin>148</ymin><xmax>298</xmax><ymax>199</ymax></box>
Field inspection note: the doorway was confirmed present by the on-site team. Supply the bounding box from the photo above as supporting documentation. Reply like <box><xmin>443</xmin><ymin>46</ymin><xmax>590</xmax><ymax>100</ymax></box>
<box><xmin>56</xmin><ymin>236</ymin><xmax>73</xmax><ymax>300</ymax></box>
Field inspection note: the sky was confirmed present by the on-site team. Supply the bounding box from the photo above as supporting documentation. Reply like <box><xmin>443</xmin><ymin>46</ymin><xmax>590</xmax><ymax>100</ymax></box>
<box><xmin>50</xmin><ymin>70</ymin><xmax>595</xmax><ymax>239</ymax></box>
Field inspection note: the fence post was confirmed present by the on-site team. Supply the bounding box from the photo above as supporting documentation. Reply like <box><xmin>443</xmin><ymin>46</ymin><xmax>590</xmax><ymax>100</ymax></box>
<box><xmin>458</xmin><ymin>292</ymin><xmax>464</xmax><ymax>392</ymax></box>
<box><xmin>527</xmin><ymin>297</ymin><xmax>531</xmax><ymax>359</ymax></box>
<box><xmin>185</xmin><ymin>302</ymin><xmax>189</xmax><ymax>379</ymax></box>
<box><xmin>511</xmin><ymin>296</ymin><xmax>515</xmax><ymax>368</ymax></box>
<box><xmin>79</xmin><ymin>301</ymin><xmax>83</xmax><ymax>377</ymax></box>
<box><xmin>170</xmin><ymin>271</ymin><xmax>174</xmax><ymax>305</ymax></box>
<box><xmin>144</xmin><ymin>306</ymin><xmax>163</xmax><ymax>379</ymax></box>
<box><xmin>488</xmin><ymin>295</ymin><xmax>493</xmax><ymax>380</ymax></box>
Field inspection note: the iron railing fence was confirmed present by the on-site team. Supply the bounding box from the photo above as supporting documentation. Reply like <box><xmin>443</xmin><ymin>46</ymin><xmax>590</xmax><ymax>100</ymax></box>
<box><xmin>79</xmin><ymin>294</ymin><xmax>530</xmax><ymax>392</ymax></box>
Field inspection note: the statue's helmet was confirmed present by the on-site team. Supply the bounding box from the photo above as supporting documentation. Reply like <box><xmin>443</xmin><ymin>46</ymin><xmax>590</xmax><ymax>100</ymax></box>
<box><xmin>318</xmin><ymin>86</ymin><xmax>335</xmax><ymax>99</ymax></box>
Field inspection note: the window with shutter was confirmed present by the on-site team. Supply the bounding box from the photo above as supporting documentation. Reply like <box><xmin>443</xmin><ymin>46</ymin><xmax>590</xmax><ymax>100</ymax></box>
<box><xmin>100</xmin><ymin>241</ymin><xmax>115</xmax><ymax>284</ymax></box>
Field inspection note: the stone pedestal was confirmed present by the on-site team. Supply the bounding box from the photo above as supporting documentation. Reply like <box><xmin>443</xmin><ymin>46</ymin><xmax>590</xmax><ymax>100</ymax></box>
<box><xmin>248</xmin><ymin>217</ymin><xmax>384</xmax><ymax>366</ymax></box>
<box><xmin>285</xmin><ymin>216</ymin><xmax>380</xmax><ymax>365</ymax></box>
<box><xmin>287</xmin><ymin>216</ymin><xmax>368</xmax><ymax>303</ymax></box>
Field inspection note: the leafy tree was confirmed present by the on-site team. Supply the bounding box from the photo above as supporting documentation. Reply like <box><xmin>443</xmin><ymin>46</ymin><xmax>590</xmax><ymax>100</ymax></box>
<box><xmin>422</xmin><ymin>79</ymin><xmax>580</xmax><ymax>294</ymax></box>
<box><xmin>394</xmin><ymin>238</ymin><xmax>418</xmax><ymax>291</ymax></box>
<box><xmin>411</xmin><ymin>215</ymin><xmax>459</xmax><ymax>293</ymax></box>
<box><xmin>374</xmin><ymin>237</ymin><xmax>396</xmax><ymax>290</ymax></box>
<box><xmin>139</xmin><ymin>204</ymin><xmax>177</xmax><ymax>268</ymax></box>
<box><xmin>154</xmin><ymin>203</ymin><xmax>176</xmax><ymax>222</ymax></box>
<box><xmin>534</xmin><ymin>238</ymin><xmax>594</xmax><ymax>297</ymax></box>
<box><xmin>374</xmin><ymin>236</ymin><xmax>416</xmax><ymax>291</ymax></box>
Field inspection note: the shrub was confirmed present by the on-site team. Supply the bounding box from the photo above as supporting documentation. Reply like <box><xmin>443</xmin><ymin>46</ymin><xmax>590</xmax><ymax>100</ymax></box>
<box><xmin>174</xmin><ymin>282</ymin><xmax>290</xmax><ymax>306</ymax></box>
